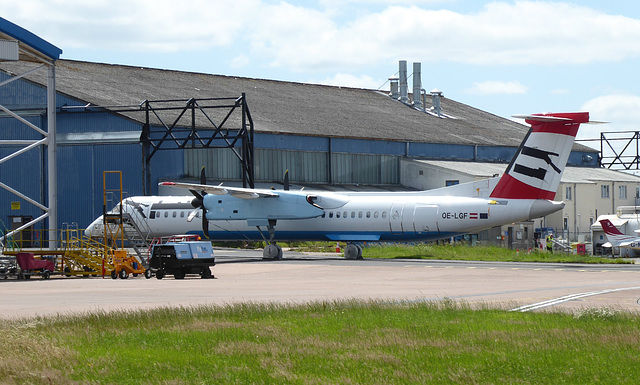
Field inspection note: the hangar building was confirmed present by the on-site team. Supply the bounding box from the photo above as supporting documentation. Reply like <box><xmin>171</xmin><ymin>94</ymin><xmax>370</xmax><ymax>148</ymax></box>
<box><xmin>3</xmin><ymin>17</ymin><xmax>629</xmax><ymax>250</ymax></box>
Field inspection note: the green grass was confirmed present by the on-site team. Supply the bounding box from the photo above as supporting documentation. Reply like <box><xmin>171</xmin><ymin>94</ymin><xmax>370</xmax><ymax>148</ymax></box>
<box><xmin>361</xmin><ymin>243</ymin><xmax>632</xmax><ymax>264</ymax></box>
<box><xmin>3</xmin><ymin>300</ymin><xmax>640</xmax><ymax>384</ymax></box>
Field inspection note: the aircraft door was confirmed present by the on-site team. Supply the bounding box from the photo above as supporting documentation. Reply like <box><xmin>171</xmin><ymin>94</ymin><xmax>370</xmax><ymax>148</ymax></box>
<box><xmin>389</xmin><ymin>202</ymin><xmax>404</xmax><ymax>235</ymax></box>
<box><xmin>413</xmin><ymin>204</ymin><xmax>439</xmax><ymax>236</ymax></box>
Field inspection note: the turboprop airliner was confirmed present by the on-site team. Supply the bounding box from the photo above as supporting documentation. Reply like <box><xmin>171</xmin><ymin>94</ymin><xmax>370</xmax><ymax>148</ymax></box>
<box><xmin>598</xmin><ymin>219</ymin><xmax>640</xmax><ymax>255</ymax></box>
<box><xmin>86</xmin><ymin>112</ymin><xmax>590</xmax><ymax>259</ymax></box>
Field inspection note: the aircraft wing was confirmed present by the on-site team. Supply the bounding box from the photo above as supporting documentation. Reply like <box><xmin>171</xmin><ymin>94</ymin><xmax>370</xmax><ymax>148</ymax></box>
<box><xmin>159</xmin><ymin>182</ymin><xmax>279</xmax><ymax>200</ymax></box>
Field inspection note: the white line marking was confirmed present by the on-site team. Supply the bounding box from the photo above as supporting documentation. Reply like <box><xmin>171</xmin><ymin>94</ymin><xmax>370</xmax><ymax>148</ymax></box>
<box><xmin>511</xmin><ymin>286</ymin><xmax>640</xmax><ymax>312</ymax></box>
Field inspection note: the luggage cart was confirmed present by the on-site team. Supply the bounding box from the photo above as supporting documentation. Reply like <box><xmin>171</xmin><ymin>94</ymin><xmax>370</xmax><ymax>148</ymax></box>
<box><xmin>16</xmin><ymin>252</ymin><xmax>56</xmax><ymax>280</ymax></box>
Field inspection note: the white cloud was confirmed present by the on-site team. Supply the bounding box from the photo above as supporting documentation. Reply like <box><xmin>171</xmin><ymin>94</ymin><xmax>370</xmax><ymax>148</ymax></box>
<box><xmin>3</xmin><ymin>0</ymin><xmax>640</xmax><ymax>69</ymax></box>
<box><xmin>464</xmin><ymin>80</ymin><xmax>528</xmax><ymax>95</ymax></box>
<box><xmin>578</xmin><ymin>94</ymin><xmax>640</xmax><ymax>141</ymax></box>
<box><xmin>229</xmin><ymin>54</ymin><xmax>250</xmax><ymax>69</ymax></box>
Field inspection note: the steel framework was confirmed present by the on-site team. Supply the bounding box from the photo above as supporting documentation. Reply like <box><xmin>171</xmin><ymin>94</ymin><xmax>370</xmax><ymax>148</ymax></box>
<box><xmin>583</xmin><ymin>131</ymin><xmax>640</xmax><ymax>170</ymax></box>
<box><xmin>0</xmin><ymin>21</ymin><xmax>60</xmax><ymax>248</ymax></box>
<box><xmin>58</xmin><ymin>93</ymin><xmax>255</xmax><ymax>195</ymax></box>
<box><xmin>141</xmin><ymin>94</ymin><xmax>254</xmax><ymax>194</ymax></box>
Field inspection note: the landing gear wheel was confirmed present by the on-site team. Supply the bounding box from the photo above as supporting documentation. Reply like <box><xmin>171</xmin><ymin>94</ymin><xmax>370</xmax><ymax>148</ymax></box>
<box><xmin>200</xmin><ymin>268</ymin><xmax>212</xmax><ymax>279</ymax></box>
<box><xmin>156</xmin><ymin>269</ymin><xmax>165</xmax><ymax>280</ymax></box>
<box><xmin>43</xmin><ymin>270</ymin><xmax>50</xmax><ymax>280</ymax></box>
<box><xmin>111</xmin><ymin>270</ymin><xmax>117</xmax><ymax>279</ymax></box>
<box><xmin>263</xmin><ymin>244</ymin><xmax>283</xmax><ymax>260</ymax></box>
<box><xmin>119</xmin><ymin>269</ymin><xmax>128</xmax><ymax>279</ymax></box>
<box><xmin>144</xmin><ymin>269</ymin><xmax>152</xmax><ymax>279</ymax></box>
<box><xmin>174</xmin><ymin>269</ymin><xmax>185</xmax><ymax>280</ymax></box>
<box><xmin>344</xmin><ymin>244</ymin><xmax>363</xmax><ymax>260</ymax></box>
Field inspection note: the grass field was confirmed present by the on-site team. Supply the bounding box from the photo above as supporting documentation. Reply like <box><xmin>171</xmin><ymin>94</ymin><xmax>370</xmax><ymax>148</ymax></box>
<box><xmin>281</xmin><ymin>242</ymin><xmax>631</xmax><ymax>264</ymax></box>
<box><xmin>3</xmin><ymin>300</ymin><xmax>640</xmax><ymax>384</ymax></box>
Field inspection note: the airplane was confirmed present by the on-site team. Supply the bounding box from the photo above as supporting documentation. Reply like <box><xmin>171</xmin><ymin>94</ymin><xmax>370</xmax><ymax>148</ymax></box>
<box><xmin>86</xmin><ymin>111</ymin><xmax>591</xmax><ymax>259</ymax></box>
<box><xmin>598</xmin><ymin>219</ymin><xmax>640</xmax><ymax>255</ymax></box>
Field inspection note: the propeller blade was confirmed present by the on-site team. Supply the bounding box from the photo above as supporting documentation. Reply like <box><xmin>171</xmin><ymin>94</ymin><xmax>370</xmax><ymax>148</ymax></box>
<box><xmin>187</xmin><ymin>208</ymin><xmax>199</xmax><ymax>222</ymax></box>
<box><xmin>199</xmin><ymin>166</ymin><xmax>210</xmax><ymax>238</ymax></box>
<box><xmin>202</xmin><ymin>211</ymin><xmax>209</xmax><ymax>238</ymax></box>
<box><xmin>284</xmin><ymin>169</ymin><xmax>289</xmax><ymax>191</ymax></box>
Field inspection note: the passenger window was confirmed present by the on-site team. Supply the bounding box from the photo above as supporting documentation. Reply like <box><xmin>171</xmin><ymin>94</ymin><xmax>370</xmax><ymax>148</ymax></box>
<box><xmin>322</xmin><ymin>212</ymin><xmax>326</xmax><ymax>218</ymax></box>
<box><xmin>351</xmin><ymin>212</ymin><xmax>355</xmax><ymax>218</ymax></box>
<box><xmin>382</xmin><ymin>211</ymin><xmax>387</xmax><ymax>219</ymax></box>
<box><xmin>172</xmin><ymin>212</ymin><xmax>177</xmax><ymax>218</ymax></box>
<box><xmin>329</xmin><ymin>212</ymin><xmax>333</xmax><ymax>218</ymax></box>
<box><xmin>164</xmin><ymin>212</ymin><xmax>168</xmax><ymax>218</ymax></box>
<box><xmin>366</xmin><ymin>211</ymin><xmax>371</xmax><ymax>218</ymax></box>
<box><xmin>358</xmin><ymin>212</ymin><xmax>363</xmax><ymax>218</ymax></box>
<box><xmin>374</xmin><ymin>212</ymin><xmax>379</xmax><ymax>219</ymax></box>
<box><xmin>343</xmin><ymin>211</ymin><xmax>348</xmax><ymax>218</ymax></box>
<box><xmin>180</xmin><ymin>212</ymin><xmax>184</xmax><ymax>218</ymax></box>
<box><xmin>336</xmin><ymin>212</ymin><xmax>341</xmax><ymax>218</ymax></box>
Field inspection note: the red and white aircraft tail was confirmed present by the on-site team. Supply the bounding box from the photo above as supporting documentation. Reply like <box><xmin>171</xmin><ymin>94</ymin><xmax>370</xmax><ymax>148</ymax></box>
<box><xmin>598</xmin><ymin>219</ymin><xmax>639</xmax><ymax>247</ymax></box>
<box><xmin>490</xmin><ymin>112</ymin><xmax>590</xmax><ymax>200</ymax></box>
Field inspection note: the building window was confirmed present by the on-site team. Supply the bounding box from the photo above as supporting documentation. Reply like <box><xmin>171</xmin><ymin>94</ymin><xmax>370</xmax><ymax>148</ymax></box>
<box><xmin>563</xmin><ymin>217</ymin><xmax>568</xmax><ymax>230</ymax></box>
<box><xmin>565</xmin><ymin>186</ymin><xmax>572</xmax><ymax>200</ymax></box>
<box><xmin>601</xmin><ymin>185</ymin><xmax>610</xmax><ymax>199</ymax></box>
<box><xmin>619</xmin><ymin>185</ymin><xmax>627</xmax><ymax>200</ymax></box>
<box><xmin>446</xmin><ymin>180</ymin><xmax>459</xmax><ymax>187</ymax></box>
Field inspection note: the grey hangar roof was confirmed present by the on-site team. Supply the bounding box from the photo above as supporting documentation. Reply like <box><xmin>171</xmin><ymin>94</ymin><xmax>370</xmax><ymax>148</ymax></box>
<box><xmin>0</xmin><ymin>59</ymin><xmax>595</xmax><ymax>151</ymax></box>
<box><xmin>411</xmin><ymin>160</ymin><xmax>640</xmax><ymax>184</ymax></box>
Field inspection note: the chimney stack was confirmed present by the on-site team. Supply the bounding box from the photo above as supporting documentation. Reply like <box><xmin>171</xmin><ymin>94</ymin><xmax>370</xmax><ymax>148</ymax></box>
<box><xmin>412</xmin><ymin>62</ymin><xmax>423</xmax><ymax>110</ymax></box>
<box><xmin>431</xmin><ymin>88</ymin><xmax>443</xmax><ymax>117</ymax></box>
<box><xmin>398</xmin><ymin>60</ymin><xmax>409</xmax><ymax>104</ymax></box>
<box><xmin>389</xmin><ymin>77</ymin><xmax>399</xmax><ymax>99</ymax></box>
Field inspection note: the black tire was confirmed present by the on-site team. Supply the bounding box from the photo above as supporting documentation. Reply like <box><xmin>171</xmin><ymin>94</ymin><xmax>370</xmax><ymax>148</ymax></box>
<box><xmin>200</xmin><ymin>268</ymin><xmax>212</xmax><ymax>279</ymax></box>
<box><xmin>119</xmin><ymin>269</ymin><xmax>128</xmax><ymax>279</ymax></box>
<box><xmin>144</xmin><ymin>269</ymin><xmax>152</xmax><ymax>279</ymax></box>
<box><xmin>111</xmin><ymin>270</ymin><xmax>117</xmax><ymax>279</ymax></box>
<box><xmin>173</xmin><ymin>269</ymin><xmax>185</xmax><ymax>280</ymax></box>
<box><xmin>43</xmin><ymin>270</ymin><xmax>51</xmax><ymax>280</ymax></box>
<box><xmin>156</xmin><ymin>270</ymin><xmax>165</xmax><ymax>280</ymax></box>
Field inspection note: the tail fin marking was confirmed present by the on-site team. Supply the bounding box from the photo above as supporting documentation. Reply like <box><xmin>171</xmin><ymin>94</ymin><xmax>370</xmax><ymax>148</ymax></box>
<box><xmin>490</xmin><ymin>112</ymin><xmax>589</xmax><ymax>200</ymax></box>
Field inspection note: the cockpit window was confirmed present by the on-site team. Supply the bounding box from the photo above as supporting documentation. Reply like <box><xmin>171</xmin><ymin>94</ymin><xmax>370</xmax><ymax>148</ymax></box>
<box><xmin>107</xmin><ymin>203</ymin><xmax>122</xmax><ymax>214</ymax></box>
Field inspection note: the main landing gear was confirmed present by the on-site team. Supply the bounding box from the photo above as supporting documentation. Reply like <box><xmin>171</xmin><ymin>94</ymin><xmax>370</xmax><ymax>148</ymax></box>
<box><xmin>257</xmin><ymin>219</ymin><xmax>283</xmax><ymax>260</ymax></box>
<box><xmin>343</xmin><ymin>243</ymin><xmax>363</xmax><ymax>260</ymax></box>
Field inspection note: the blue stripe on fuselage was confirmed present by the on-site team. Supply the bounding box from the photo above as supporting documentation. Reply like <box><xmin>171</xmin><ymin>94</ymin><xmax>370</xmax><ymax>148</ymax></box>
<box><xmin>184</xmin><ymin>230</ymin><xmax>460</xmax><ymax>242</ymax></box>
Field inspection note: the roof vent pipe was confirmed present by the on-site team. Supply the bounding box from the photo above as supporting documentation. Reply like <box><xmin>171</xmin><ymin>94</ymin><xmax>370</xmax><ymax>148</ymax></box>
<box><xmin>398</xmin><ymin>60</ymin><xmax>409</xmax><ymax>104</ymax></box>
<box><xmin>389</xmin><ymin>77</ymin><xmax>399</xmax><ymax>99</ymax></box>
<box><xmin>412</xmin><ymin>62</ymin><xmax>423</xmax><ymax>110</ymax></box>
<box><xmin>431</xmin><ymin>88</ymin><xmax>443</xmax><ymax>117</ymax></box>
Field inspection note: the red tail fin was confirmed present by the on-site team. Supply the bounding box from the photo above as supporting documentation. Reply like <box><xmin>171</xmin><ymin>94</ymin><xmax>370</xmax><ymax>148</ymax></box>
<box><xmin>490</xmin><ymin>112</ymin><xmax>589</xmax><ymax>200</ymax></box>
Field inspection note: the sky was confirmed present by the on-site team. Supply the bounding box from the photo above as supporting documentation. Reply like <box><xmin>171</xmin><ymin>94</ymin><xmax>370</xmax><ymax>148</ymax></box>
<box><xmin>2</xmin><ymin>0</ymin><xmax>640</xmax><ymax>149</ymax></box>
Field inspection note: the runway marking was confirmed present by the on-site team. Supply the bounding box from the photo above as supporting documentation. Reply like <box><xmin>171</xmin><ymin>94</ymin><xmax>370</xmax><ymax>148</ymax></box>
<box><xmin>511</xmin><ymin>286</ymin><xmax>640</xmax><ymax>312</ymax></box>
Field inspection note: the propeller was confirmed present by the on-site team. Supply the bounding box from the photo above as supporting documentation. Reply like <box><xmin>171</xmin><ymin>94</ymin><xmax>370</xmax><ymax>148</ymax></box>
<box><xmin>188</xmin><ymin>166</ymin><xmax>209</xmax><ymax>238</ymax></box>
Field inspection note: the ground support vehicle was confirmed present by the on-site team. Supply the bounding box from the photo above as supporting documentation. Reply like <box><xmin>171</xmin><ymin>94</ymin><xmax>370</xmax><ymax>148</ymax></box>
<box><xmin>146</xmin><ymin>241</ymin><xmax>215</xmax><ymax>280</ymax></box>
<box><xmin>0</xmin><ymin>255</ymin><xmax>17</xmax><ymax>279</ymax></box>
<box><xmin>110</xmin><ymin>249</ymin><xmax>146</xmax><ymax>279</ymax></box>
<box><xmin>16</xmin><ymin>252</ymin><xmax>56</xmax><ymax>280</ymax></box>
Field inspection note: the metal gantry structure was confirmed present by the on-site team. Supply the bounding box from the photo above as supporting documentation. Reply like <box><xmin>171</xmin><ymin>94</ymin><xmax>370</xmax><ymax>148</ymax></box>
<box><xmin>58</xmin><ymin>93</ymin><xmax>256</xmax><ymax>196</ymax></box>
<box><xmin>0</xmin><ymin>17</ymin><xmax>62</xmax><ymax>248</ymax></box>
<box><xmin>140</xmin><ymin>94</ymin><xmax>255</xmax><ymax>194</ymax></box>
<box><xmin>597</xmin><ymin>131</ymin><xmax>640</xmax><ymax>171</ymax></box>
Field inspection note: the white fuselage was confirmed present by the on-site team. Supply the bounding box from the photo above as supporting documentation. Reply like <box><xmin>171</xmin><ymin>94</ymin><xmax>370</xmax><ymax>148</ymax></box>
<box><xmin>85</xmin><ymin>192</ymin><xmax>562</xmax><ymax>243</ymax></box>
